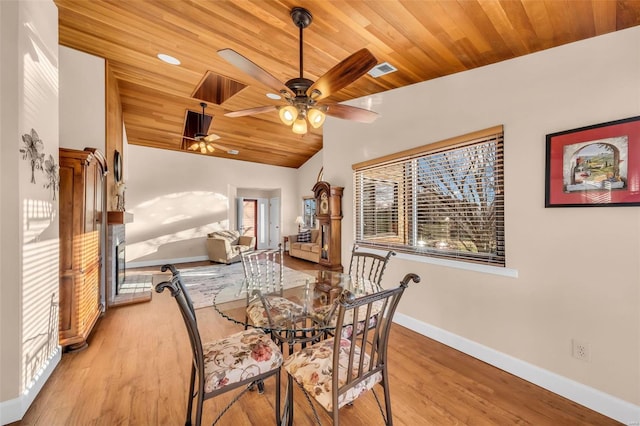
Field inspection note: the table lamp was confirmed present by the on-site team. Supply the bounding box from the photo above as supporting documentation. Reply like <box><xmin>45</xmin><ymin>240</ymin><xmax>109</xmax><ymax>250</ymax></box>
<box><xmin>295</xmin><ymin>216</ymin><xmax>304</xmax><ymax>232</ymax></box>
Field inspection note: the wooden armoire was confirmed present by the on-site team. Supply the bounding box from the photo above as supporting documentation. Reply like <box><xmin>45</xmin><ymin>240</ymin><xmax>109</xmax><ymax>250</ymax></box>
<box><xmin>58</xmin><ymin>147</ymin><xmax>107</xmax><ymax>351</ymax></box>
<box><xmin>312</xmin><ymin>181</ymin><xmax>343</xmax><ymax>271</ymax></box>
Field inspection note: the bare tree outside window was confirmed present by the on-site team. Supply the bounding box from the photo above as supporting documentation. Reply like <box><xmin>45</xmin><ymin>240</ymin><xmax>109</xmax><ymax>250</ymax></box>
<box><xmin>354</xmin><ymin>126</ymin><xmax>505</xmax><ymax>266</ymax></box>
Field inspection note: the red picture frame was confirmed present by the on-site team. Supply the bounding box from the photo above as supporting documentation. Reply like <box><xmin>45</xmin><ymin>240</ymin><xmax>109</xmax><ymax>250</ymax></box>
<box><xmin>545</xmin><ymin>115</ymin><xmax>640</xmax><ymax>207</ymax></box>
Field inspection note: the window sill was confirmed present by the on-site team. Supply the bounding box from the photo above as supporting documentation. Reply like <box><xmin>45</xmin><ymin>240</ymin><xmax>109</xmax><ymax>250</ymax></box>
<box><xmin>361</xmin><ymin>247</ymin><xmax>519</xmax><ymax>278</ymax></box>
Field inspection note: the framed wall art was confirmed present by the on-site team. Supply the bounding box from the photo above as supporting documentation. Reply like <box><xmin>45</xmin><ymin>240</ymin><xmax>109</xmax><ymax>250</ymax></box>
<box><xmin>545</xmin><ymin>115</ymin><xmax>640</xmax><ymax>207</ymax></box>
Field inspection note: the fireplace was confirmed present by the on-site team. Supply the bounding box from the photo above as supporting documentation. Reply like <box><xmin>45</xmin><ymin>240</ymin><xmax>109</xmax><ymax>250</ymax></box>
<box><xmin>106</xmin><ymin>223</ymin><xmax>126</xmax><ymax>305</ymax></box>
<box><xmin>106</xmin><ymin>211</ymin><xmax>135</xmax><ymax>306</ymax></box>
<box><xmin>115</xmin><ymin>241</ymin><xmax>126</xmax><ymax>295</ymax></box>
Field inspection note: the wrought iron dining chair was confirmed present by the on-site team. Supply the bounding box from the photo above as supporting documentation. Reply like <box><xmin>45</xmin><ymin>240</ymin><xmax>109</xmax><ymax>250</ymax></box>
<box><xmin>348</xmin><ymin>244</ymin><xmax>396</xmax><ymax>286</ymax></box>
<box><xmin>241</xmin><ymin>245</ymin><xmax>304</xmax><ymax>329</ymax></box>
<box><xmin>317</xmin><ymin>245</ymin><xmax>396</xmax><ymax>339</ymax></box>
<box><xmin>241</xmin><ymin>244</ymin><xmax>284</xmax><ymax>293</ymax></box>
<box><xmin>156</xmin><ymin>264</ymin><xmax>282</xmax><ymax>426</ymax></box>
<box><xmin>283</xmin><ymin>273</ymin><xmax>420</xmax><ymax>425</ymax></box>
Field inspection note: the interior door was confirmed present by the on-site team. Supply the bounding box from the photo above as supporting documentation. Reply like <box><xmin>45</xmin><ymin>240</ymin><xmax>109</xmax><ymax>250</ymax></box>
<box><xmin>256</xmin><ymin>198</ymin><xmax>269</xmax><ymax>249</ymax></box>
<box><xmin>269</xmin><ymin>197</ymin><xmax>280</xmax><ymax>249</ymax></box>
<box><xmin>236</xmin><ymin>197</ymin><xmax>244</xmax><ymax>233</ymax></box>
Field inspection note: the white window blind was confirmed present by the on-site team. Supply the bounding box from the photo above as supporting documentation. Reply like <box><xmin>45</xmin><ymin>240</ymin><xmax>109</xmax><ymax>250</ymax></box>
<box><xmin>354</xmin><ymin>126</ymin><xmax>505</xmax><ymax>267</ymax></box>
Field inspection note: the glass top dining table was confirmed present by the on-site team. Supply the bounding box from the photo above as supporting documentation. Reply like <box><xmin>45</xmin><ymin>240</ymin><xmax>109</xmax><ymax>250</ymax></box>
<box><xmin>212</xmin><ymin>269</ymin><xmax>380</xmax><ymax>345</ymax></box>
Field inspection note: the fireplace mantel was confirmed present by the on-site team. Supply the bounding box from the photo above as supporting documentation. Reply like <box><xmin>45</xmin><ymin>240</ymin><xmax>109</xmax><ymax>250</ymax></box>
<box><xmin>107</xmin><ymin>211</ymin><xmax>133</xmax><ymax>224</ymax></box>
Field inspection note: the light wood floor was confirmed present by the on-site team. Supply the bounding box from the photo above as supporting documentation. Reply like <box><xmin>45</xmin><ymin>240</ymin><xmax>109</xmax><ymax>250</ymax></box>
<box><xmin>12</xmin><ymin>256</ymin><xmax>620</xmax><ymax>425</ymax></box>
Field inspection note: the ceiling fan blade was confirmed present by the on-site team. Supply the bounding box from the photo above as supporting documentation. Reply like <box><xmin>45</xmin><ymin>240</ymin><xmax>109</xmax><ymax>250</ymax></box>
<box><xmin>225</xmin><ymin>105</ymin><xmax>278</xmax><ymax>118</ymax></box>
<box><xmin>211</xmin><ymin>142</ymin><xmax>232</xmax><ymax>152</ymax></box>
<box><xmin>324</xmin><ymin>103</ymin><xmax>379</xmax><ymax>123</ymax></box>
<box><xmin>306</xmin><ymin>49</ymin><xmax>377</xmax><ymax>101</ymax></box>
<box><xmin>204</xmin><ymin>133</ymin><xmax>221</xmax><ymax>142</ymax></box>
<box><xmin>218</xmin><ymin>48</ymin><xmax>294</xmax><ymax>97</ymax></box>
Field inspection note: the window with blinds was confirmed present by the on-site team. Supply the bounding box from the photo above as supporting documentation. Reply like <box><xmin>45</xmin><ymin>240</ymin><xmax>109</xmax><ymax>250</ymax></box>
<box><xmin>353</xmin><ymin>126</ymin><xmax>505</xmax><ymax>266</ymax></box>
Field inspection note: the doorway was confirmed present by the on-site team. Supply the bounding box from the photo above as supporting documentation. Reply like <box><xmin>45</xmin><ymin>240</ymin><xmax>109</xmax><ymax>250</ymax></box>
<box><xmin>236</xmin><ymin>190</ymin><xmax>281</xmax><ymax>250</ymax></box>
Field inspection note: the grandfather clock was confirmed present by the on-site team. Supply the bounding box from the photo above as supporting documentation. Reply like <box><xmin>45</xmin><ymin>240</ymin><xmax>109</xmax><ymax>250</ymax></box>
<box><xmin>312</xmin><ymin>181</ymin><xmax>343</xmax><ymax>271</ymax></box>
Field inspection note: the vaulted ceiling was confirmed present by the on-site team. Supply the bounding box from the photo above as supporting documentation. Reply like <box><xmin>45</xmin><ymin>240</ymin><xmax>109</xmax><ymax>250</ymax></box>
<box><xmin>55</xmin><ymin>0</ymin><xmax>640</xmax><ymax>168</ymax></box>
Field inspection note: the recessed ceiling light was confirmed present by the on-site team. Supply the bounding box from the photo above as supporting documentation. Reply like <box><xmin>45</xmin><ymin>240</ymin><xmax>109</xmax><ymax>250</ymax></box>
<box><xmin>157</xmin><ymin>53</ymin><xmax>180</xmax><ymax>65</ymax></box>
<box><xmin>266</xmin><ymin>93</ymin><xmax>281</xmax><ymax>100</ymax></box>
<box><xmin>227</xmin><ymin>149</ymin><xmax>239</xmax><ymax>155</ymax></box>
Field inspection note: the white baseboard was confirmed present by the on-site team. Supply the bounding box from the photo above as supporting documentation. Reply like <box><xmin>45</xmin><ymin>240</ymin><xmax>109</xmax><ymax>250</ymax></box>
<box><xmin>393</xmin><ymin>313</ymin><xmax>640</xmax><ymax>425</ymax></box>
<box><xmin>126</xmin><ymin>255</ymin><xmax>209</xmax><ymax>269</ymax></box>
<box><xmin>0</xmin><ymin>347</ymin><xmax>62</xmax><ymax>425</ymax></box>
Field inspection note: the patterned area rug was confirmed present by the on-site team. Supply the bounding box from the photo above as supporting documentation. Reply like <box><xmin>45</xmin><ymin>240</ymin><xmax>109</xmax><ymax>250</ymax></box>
<box><xmin>152</xmin><ymin>262</ymin><xmax>312</xmax><ymax>309</ymax></box>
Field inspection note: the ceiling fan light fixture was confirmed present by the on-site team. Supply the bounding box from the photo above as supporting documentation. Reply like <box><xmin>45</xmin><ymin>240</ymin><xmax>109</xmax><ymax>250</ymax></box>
<box><xmin>279</xmin><ymin>105</ymin><xmax>298</xmax><ymax>126</ymax></box>
<box><xmin>292</xmin><ymin>116</ymin><xmax>308</xmax><ymax>134</ymax></box>
<box><xmin>307</xmin><ymin>107</ymin><xmax>326</xmax><ymax>129</ymax></box>
<box><xmin>206</xmin><ymin>144</ymin><xmax>215</xmax><ymax>152</ymax></box>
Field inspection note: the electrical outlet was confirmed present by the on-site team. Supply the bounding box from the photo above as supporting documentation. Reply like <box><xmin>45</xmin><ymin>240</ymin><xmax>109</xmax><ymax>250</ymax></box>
<box><xmin>572</xmin><ymin>339</ymin><xmax>590</xmax><ymax>362</ymax></box>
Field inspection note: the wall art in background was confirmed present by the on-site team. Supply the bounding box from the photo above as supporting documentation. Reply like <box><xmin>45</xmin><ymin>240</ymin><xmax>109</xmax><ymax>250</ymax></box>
<box><xmin>545</xmin><ymin>116</ymin><xmax>640</xmax><ymax>207</ymax></box>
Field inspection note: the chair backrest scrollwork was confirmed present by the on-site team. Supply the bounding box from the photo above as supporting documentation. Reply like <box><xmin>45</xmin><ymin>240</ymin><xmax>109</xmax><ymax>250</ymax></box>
<box><xmin>348</xmin><ymin>244</ymin><xmax>396</xmax><ymax>287</ymax></box>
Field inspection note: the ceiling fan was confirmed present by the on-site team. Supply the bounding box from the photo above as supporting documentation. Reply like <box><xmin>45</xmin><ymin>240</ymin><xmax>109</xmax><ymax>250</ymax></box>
<box><xmin>182</xmin><ymin>102</ymin><xmax>229</xmax><ymax>154</ymax></box>
<box><xmin>218</xmin><ymin>6</ymin><xmax>379</xmax><ymax>135</ymax></box>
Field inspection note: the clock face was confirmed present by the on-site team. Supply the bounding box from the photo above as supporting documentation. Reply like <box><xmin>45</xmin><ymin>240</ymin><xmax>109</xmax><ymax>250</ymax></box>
<box><xmin>320</xmin><ymin>193</ymin><xmax>329</xmax><ymax>214</ymax></box>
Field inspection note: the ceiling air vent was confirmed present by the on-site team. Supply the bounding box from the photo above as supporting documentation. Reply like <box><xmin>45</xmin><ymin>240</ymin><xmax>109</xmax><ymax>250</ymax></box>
<box><xmin>368</xmin><ymin>62</ymin><xmax>397</xmax><ymax>78</ymax></box>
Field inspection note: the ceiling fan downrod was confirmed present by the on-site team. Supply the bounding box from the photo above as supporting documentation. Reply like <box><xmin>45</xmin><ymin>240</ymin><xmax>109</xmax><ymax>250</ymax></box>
<box><xmin>199</xmin><ymin>102</ymin><xmax>207</xmax><ymax>137</ymax></box>
<box><xmin>291</xmin><ymin>7</ymin><xmax>312</xmax><ymax>80</ymax></box>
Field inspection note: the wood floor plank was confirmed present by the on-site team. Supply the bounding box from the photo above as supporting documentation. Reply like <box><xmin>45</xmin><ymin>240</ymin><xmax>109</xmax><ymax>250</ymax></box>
<box><xmin>11</xmin><ymin>256</ymin><xmax>622</xmax><ymax>425</ymax></box>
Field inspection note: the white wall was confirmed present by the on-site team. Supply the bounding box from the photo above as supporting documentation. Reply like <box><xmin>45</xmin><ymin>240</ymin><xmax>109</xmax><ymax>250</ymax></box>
<box><xmin>324</xmin><ymin>27</ymin><xmax>640</xmax><ymax>422</ymax></box>
<box><xmin>59</xmin><ymin>46</ymin><xmax>105</xmax><ymax>151</ymax></box>
<box><xmin>1</xmin><ymin>1</ymin><xmax>60</xmax><ymax>423</ymax></box>
<box><xmin>0</xmin><ymin>0</ymin><xmax>22</xmax><ymax>407</ymax></box>
<box><xmin>297</xmin><ymin>149</ymin><xmax>324</xmax><ymax>200</ymax></box>
<box><xmin>124</xmin><ymin>145</ymin><xmax>299</xmax><ymax>266</ymax></box>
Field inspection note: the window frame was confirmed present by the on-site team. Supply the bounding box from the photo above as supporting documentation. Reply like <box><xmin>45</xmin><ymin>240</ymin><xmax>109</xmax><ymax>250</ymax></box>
<box><xmin>353</xmin><ymin>125</ymin><xmax>505</xmax><ymax>267</ymax></box>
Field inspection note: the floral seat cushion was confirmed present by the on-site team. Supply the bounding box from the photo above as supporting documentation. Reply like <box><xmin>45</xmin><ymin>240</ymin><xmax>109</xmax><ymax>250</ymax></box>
<box><xmin>284</xmin><ymin>337</ymin><xmax>382</xmax><ymax>411</ymax></box>
<box><xmin>246</xmin><ymin>296</ymin><xmax>304</xmax><ymax>327</ymax></box>
<box><xmin>202</xmin><ymin>328</ymin><xmax>283</xmax><ymax>393</ymax></box>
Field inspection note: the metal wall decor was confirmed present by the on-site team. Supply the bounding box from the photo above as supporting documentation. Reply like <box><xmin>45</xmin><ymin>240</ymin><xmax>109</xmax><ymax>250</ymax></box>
<box><xmin>20</xmin><ymin>128</ymin><xmax>45</xmax><ymax>184</ymax></box>
<box><xmin>43</xmin><ymin>154</ymin><xmax>60</xmax><ymax>200</ymax></box>
<box><xmin>19</xmin><ymin>128</ymin><xmax>59</xmax><ymax>200</ymax></box>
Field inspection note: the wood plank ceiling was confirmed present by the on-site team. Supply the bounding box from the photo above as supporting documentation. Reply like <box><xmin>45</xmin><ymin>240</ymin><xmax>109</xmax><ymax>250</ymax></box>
<box><xmin>55</xmin><ymin>0</ymin><xmax>640</xmax><ymax>168</ymax></box>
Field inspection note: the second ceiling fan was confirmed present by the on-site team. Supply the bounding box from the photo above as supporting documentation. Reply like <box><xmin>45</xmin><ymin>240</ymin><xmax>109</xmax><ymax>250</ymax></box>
<box><xmin>218</xmin><ymin>6</ymin><xmax>379</xmax><ymax>135</ymax></box>
<box><xmin>183</xmin><ymin>102</ymin><xmax>230</xmax><ymax>154</ymax></box>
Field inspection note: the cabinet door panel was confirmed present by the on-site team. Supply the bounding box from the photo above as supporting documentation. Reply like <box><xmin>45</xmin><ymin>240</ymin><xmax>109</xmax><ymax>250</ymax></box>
<box><xmin>59</xmin><ymin>273</ymin><xmax>74</xmax><ymax>331</ymax></box>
